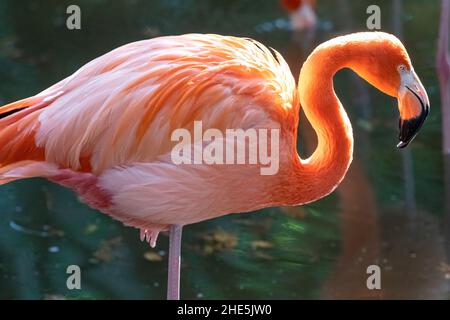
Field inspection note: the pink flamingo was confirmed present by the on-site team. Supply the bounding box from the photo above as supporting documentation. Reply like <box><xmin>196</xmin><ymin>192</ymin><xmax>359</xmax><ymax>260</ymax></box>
<box><xmin>280</xmin><ymin>0</ymin><xmax>317</xmax><ymax>31</ymax></box>
<box><xmin>0</xmin><ymin>32</ymin><xmax>429</xmax><ymax>299</ymax></box>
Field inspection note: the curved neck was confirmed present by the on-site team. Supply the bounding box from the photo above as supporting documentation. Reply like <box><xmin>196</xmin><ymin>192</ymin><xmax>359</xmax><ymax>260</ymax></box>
<box><xmin>278</xmin><ymin>39</ymin><xmax>356</xmax><ymax>205</ymax></box>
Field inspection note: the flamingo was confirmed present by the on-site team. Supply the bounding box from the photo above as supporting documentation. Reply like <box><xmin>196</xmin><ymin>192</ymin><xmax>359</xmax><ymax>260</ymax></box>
<box><xmin>280</xmin><ymin>0</ymin><xmax>317</xmax><ymax>31</ymax></box>
<box><xmin>0</xmin><ymin>32</ymin><xmax>429</xmax><ymax>299</ymax></box>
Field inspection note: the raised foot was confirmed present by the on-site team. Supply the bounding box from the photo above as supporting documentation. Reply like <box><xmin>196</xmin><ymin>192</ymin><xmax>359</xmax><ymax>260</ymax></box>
<box><xmin>139</xmin><ymin>229</ymin><xmax>159</xmax><ymax>248</ymax></box>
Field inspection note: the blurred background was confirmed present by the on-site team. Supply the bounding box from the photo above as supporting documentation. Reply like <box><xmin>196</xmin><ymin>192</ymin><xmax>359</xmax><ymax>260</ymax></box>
<box><xmin>0</xmin><ymin>0</ymin><xmax>448</xmax><ymax>299</ymax></box>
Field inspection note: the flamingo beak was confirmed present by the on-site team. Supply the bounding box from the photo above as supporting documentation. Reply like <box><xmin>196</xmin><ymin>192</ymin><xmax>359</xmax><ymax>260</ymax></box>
<box><xmin>396</xmin><ymin>70</ymin><xmax>430</xmax><ymax>148</ymax></box>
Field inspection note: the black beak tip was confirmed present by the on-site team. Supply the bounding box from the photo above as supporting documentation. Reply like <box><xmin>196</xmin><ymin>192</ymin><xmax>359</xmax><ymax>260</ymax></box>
<box><xmin>397</xmin><ymin>109</ymin><xmax>428</xmax><ymax>150</ymax></box>
<box><xmin>396</xmin><ymin>140</ymin><xmax>410</xmax><ymax>149</ymax></box>
<box><xmin>397</xmin><ymin>87</ymin><xmax>429</xmax><ymax>150</ymax></box>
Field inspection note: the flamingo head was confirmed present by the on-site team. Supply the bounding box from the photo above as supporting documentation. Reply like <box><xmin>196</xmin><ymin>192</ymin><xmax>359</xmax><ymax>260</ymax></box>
<box><xmin>347</xmin><ymin>33</ymin><xmax>430</xmax><ymax>148</ymax></box>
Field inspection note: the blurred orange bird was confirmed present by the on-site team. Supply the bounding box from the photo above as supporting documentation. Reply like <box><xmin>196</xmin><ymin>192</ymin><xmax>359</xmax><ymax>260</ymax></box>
<box><xmin>0</xmin><ymin>32</ymin><xmax>429</xmax><ymax>299</ymax></box>
<box><xmin>280</xmin><ymin>0</ymin><xmax>317</xmax><ymax>30</ymax></box>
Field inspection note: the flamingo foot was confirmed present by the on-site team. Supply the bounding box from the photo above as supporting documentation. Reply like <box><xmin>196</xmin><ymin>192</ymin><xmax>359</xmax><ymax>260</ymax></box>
<box><xmin>167</xmin><ymin>224</ymin><xmax>183</xmax><ymax>300</ymax></box>
<box><xmin>140</xmin><ymin>228</ymin><xmax>159</xmax><ymax>248</ymax></box>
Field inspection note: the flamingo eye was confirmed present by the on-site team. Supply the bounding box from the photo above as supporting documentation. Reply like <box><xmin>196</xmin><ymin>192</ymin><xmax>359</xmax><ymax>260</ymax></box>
<box><xmin>397</xmin><ymin>65</ymin><xmax>407</xmax><ymax>73</ymax></box>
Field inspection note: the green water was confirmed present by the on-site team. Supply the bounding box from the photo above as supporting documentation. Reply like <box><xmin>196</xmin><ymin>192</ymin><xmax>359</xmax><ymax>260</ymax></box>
<box><xmin>0</xmin><ymin>0</ymin><xmax>448</xmax><ymax>299</ymax></box>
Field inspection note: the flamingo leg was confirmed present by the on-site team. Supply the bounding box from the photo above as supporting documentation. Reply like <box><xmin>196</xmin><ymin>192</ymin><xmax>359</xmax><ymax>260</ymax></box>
<box><xmin>167</xmin><ymin>224</ymin><xmax>183</xmax><ymax>300</ymax></box>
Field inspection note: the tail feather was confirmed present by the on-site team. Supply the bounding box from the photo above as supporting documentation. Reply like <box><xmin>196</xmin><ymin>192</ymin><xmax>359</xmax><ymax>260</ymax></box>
<box><xmin>0</xmin><ymin>97</ymin><xmax>40</xmax><ymax>118</ymax></box>
<box><xmin>0</xmin><ymin>93</ymin><xmax>61</xmax><ymax>184</ymax></box>
<box><xmin>0</xmin><ymin>95</ymin><xmax>51</xmax><ymax>127</ymax></box>
<box><xmin>0</xmin><ymin>160</ymin><xmax>59</xmax><ymax>184</ymax></box>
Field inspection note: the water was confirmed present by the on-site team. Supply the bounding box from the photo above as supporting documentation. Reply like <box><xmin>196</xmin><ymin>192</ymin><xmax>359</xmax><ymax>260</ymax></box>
<box><xmin>0</xmin><ymin>0</ymin><xmax>448</xmax><ymax>299</ymax></box>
